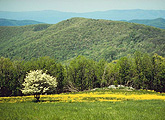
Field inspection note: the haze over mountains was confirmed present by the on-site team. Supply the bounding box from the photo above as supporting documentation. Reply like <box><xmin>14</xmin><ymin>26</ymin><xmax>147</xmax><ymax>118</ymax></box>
<box><xmin>0</xmin><ymin>18</ymin><xmax>164</xmax><ymax>62</ymax></box>
<box><xmin>0</xmin><ymin>17</ymin><xmax>164</xmax><ymax>29</ymax></box>
<box><xmin>0</xmin><ymin>18</ymin><xmax>43</xmax><ymax>26</ymax></box>
<box><xmin>0</xmin><ymin>9</ymin><xmax>165</xmax><ymax>24</ymax></box>
<box><xmin>127</xmin><ymin>18</ymin><xmax>165</xmax><ymax>29</ymax></box>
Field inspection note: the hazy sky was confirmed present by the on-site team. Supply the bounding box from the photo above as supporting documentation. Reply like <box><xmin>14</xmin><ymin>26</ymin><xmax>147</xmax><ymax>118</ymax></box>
<box><xmin>0</xmin><ymin>0</ymin><xmax>165</xmax><ymax>13</ymax></box>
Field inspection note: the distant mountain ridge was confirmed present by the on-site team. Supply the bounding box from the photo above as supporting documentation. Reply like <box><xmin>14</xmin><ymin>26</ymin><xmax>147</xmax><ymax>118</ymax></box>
<box><xmin>0</xmin><ymin>18</ymin><xmax>44</xmax><ymax>26</ymax></box>
<box><xmin>0</xmin><ymin>17</ymin><xmax>164</xmax><ymax>29</ymax></box>
<box><xmin>0</xmin><ymin>9</ymin><xmax>165</xmax><ymax>24</ymax></box>
<box><xmin>0</xmin><ymin>17</ymin><xmax>164</xmax><ymax>62</ymax></box>
<box><xmin>128</xmin><ymin>18</ymin><xmax>165</xmax><ymax>29</ymax></box>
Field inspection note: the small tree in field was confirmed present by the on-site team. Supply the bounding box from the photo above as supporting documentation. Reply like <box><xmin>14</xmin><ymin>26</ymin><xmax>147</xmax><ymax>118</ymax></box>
<box><xmin>21</xmin><ymin>70</ymin><xmax>57</xmax><ymax>102</ymax></box>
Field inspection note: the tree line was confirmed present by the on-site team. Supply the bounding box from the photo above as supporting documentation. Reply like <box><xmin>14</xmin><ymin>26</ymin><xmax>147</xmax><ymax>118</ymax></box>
<box><xmin>0</xmin><ymin>52</ymin><xmax>165</xmax><ymax>96</ymax></box>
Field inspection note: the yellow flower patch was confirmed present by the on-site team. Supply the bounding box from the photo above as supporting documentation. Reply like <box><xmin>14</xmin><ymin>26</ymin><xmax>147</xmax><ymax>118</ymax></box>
<box><xmin>0</xmin><ymin>91</ymin><xmax>165</xmax><ymax>103</ymax></box>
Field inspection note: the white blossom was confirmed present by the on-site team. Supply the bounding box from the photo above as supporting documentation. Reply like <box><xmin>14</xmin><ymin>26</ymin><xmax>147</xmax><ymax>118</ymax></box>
<box><xmin>21</xmin><ymin>70</ymin><xmax>57</xmax><ymax>95</ymax></box>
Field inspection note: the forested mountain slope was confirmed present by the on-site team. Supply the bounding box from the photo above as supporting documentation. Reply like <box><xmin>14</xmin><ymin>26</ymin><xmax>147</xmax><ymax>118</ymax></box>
<box><xmin>0</xmin><ymin>18</ymin><xmax>165</xmax><ymax>62</ymax></box>
<box><xmin>0</xmin><ymin>18</ymin><xmax>43</xmax><ymax>26</ymax></box>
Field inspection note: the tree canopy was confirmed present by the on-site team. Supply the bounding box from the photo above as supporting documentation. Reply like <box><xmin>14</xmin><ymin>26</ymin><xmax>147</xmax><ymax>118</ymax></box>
<box><xmin>0</xmin><ymin>52</ymin><xmax>165</xmax><ymax>97</ymax></box>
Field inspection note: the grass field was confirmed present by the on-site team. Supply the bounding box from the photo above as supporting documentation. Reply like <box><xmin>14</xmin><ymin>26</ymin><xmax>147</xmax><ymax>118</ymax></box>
<box><xmin>0</xmin><ymin>89</ymin><xmax>165</xmax><ymax>120</ymax></box>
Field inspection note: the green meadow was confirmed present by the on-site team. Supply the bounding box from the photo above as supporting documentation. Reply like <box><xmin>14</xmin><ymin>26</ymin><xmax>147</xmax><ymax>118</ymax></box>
<box><xmin>0</xmin><ymin>100</ymin><xmax>165</xmax><ymax>120</ymax></box>
<box><xmin>0</xmin><ymin>89</ymin><xmax>165</xmax><ymax>120</ymax></box>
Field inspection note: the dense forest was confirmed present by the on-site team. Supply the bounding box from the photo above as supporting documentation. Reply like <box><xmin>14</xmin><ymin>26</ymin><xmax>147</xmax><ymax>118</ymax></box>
<box><xmin>0</xmin><ymin>18</ymin><xmax>165</xmax><ymax>62</ymax></box>
<box><xmin>0</xmin><ymin>52</ymin><xmax>164</xmax><ymax>97</ymax></box>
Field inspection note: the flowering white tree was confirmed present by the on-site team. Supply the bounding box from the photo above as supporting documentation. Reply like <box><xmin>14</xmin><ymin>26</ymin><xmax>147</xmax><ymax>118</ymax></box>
<box><xmin>21</xmin><ymin>70</ymin><xmax>57</xmax><ymax>101</ymax></box>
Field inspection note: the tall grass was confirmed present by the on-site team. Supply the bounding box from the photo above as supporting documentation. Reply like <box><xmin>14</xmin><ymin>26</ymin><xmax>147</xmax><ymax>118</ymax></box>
<box><xmin>0</xmin><ymin>100</ymin><xmax>165</xmax><ymax>120</ymax></box>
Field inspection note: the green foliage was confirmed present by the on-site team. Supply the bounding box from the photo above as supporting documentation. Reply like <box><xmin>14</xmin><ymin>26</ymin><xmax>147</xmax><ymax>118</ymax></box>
<box><xmin>65</xmin><ymin>53</ymin><xmax>165</xmax><ymax>92</ymax></box>
<box><xmin>0</xmin><ymin>57</ymin><xmax>24</xmax><ymax>96</ymax></box>
<box><xmin>0</xmin><ymin>18</ymin><xmax>164</xmax><ymax>62</ymax></box>
<box><xmin>21</xmin><ymin>70</ymin><xmax>57</xmax><ymax>95</ymax></box>
<box><xmin>66</xmin><ymin>56</ymin><xmax>97</xmax><ymax>91</ymax></box>
<box><xmin>33</xmin><ymin>24</ymin><xmax>50</xmax><ymax>31</ymax></box>
<box><xmin>117</xmin><ymin>56</ymin><xmax>134</xmax><ymax>85</ymax></box>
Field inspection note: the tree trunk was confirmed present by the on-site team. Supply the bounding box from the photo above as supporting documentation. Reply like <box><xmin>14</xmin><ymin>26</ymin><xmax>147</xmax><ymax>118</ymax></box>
<box><xmin>34</xmin><ymin>94</ymin><xmax>40</xmax><ymax>102</ymax></box>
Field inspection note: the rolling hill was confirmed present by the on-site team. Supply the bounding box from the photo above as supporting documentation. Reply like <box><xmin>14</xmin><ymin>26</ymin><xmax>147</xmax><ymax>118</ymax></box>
<box><xmin>0</xmin><ymin>18</ymin><xmax>43</xmax><ymax>26</ymax></box>
<box><xmin>128</xmin><ymin>18</ymin><xmax>165</xmax><ymax>29</ymax></box>
<box><xmin>0</xmin><ymin>17</ymin><xmax>165</xmax><ymax>62</ymax></box>
<box><xmin>0</xmin><ymin>9</ymin><xmax>165</xmax><ymax>24</ymax></box>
